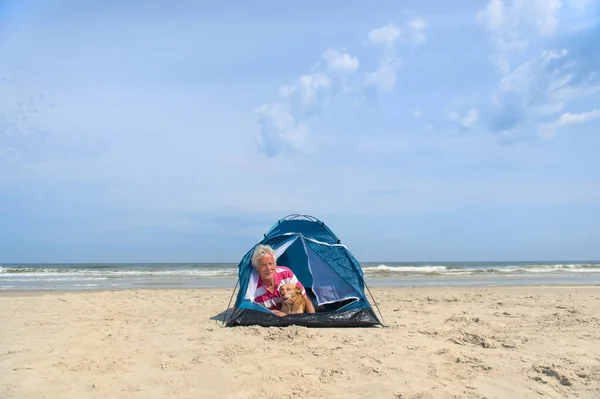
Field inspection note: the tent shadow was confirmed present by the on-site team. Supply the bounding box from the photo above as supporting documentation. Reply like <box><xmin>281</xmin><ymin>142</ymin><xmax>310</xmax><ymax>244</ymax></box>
<box><xmin>210</xmin><ymin>308</ymin><xmax>234</xmax><ymax>323</ymax></box>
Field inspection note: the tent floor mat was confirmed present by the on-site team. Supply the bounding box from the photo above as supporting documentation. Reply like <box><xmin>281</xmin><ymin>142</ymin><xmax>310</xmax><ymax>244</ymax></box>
<box><xmin>225</xmin><ymin>307</ymin><xmax>382</xmax><ymax>328</ymax></box>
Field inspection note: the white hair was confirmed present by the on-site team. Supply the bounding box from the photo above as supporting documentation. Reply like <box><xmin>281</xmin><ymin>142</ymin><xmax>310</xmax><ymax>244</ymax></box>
<box><xmin>251</xmin><ymin>244</ymin><xmax>277</xmax><ymax>268</ymax></box>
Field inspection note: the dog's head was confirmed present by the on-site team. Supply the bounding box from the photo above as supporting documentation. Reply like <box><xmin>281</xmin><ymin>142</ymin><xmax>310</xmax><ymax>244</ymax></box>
<box><xmin>279</xmin><ymin>283</ymin><xmax>302</xmax><ymax>303</ymax></box>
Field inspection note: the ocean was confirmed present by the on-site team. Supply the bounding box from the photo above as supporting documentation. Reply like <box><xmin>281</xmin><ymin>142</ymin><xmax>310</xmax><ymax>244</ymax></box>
<box><xmin>1</xmin><ymin>261</ymin><xmax>599</xmax><ymax>291</ymax></box>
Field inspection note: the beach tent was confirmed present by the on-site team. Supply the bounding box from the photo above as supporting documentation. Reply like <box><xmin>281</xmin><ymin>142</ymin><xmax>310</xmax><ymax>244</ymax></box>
<box><xmin>224</xmin><ymin>214</ymin><xmax>384</xmax><ymax>327</ymax></box>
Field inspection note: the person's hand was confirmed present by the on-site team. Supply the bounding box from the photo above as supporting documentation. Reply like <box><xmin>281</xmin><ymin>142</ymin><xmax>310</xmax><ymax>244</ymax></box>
<box><xmin>272</xmin><ymin>310</ymin><xmax>286</xmax><ymax>317</ymax></box>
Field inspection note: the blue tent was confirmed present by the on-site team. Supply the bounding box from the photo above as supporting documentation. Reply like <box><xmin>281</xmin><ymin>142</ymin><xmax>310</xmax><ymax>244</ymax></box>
<box><xmin>225</xmin><ymin>214</ymin><xmax>383</xmax><ymax>327</ymax></box>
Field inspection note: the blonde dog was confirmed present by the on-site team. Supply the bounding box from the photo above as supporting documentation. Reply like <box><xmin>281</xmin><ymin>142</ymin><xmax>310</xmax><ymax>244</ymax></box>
<box><xmin>279</xmin><ymin>283</ymin><xmax>307</xmax><ymax>314</ymax></box>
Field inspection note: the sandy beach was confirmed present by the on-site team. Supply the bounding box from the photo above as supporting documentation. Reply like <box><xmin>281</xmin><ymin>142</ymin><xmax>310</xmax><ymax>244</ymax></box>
<box><xmin>1</xmin><ymin>286</ymin><xmax>599</xmax><ymax>399</ymax></box>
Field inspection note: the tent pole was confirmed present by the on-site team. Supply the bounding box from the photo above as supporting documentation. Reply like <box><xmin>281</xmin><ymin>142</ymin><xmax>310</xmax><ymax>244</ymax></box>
<box><xmin>362</xmin><ymin>279</ymin><xmax>387</xmax><ymax>327</ymax></box>
<box><xmin>221</xmin><ymin>278</ymin><xmax>240</xmax><ymax>327</ymax></box>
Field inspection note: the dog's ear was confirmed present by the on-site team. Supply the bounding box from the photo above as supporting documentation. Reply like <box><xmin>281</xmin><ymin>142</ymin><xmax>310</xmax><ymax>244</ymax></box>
<box><xmin>295</xmin><ymin>286</ymin><xmax>302</xmax><ymax>295</ymax></box>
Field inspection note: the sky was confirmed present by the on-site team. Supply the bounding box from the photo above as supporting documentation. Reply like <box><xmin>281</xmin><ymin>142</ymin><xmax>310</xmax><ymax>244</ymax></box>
<box><xmin>1</xmin><ymin>0</ymin><xmax>599</xmax><ymax>263</ymax></box>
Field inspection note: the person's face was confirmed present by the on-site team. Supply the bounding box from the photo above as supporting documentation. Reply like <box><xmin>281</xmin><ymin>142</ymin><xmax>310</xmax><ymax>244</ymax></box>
<box><xmin>256</xmin><ymin>254</ymin><xmax>276</xmax><ymax>282</ymax></box>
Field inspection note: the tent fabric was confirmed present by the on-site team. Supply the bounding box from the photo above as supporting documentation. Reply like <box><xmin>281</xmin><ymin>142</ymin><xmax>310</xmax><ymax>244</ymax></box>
<box><xmin>225</xmin><ymin>214</ymin><xmax>382</xmax><ymax>328</ymax></box>
<box><xmin>263</xmin><ymin>218</ymin><xmax>340</xmax><ymax>245</ymax></box>
<box><xmin>302</xmin><ymin>239</ymin><xmax>360</xmax><ymax>305</ymax></box>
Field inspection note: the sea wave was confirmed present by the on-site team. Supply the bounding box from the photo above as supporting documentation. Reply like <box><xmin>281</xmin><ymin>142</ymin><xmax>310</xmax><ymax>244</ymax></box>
<box><xmin>361</xmin><ymin>265</ymin><xmax>448</xmax><ymax>274</ymax></box>
<box><xmin>0</xmin><ymin>266</ymin><xmax>238</xmax><ymax>278</ymax></box>
<box><xmin>360</xmin><ymin>263</ymin><xmax>600</xmax><ymax>277</ymax></box>
<box><xmin>2</xmin><ymin>262</ymin><xmax>600</xmax><ymax>280</ymax></box>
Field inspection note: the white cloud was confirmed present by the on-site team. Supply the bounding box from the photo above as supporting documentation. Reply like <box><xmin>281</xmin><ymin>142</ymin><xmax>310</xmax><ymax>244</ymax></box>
<box><xmin>498</xmin><ymin>49</ymin><xmax>568</xmax><ymax>94</ymax></box>
<box><xmin>259</xmin><ymin>72</ymin><xmax>335</xmax><ymax>156</ymax></box>
<box><xmin>409</xmin><ymin>17</ymin><xmax>428</xmax><ymax>44</ymax></box>
<box><xmin>321</xmin><ymin>48</ymin><xmax>359</xmax><ymax>73</ymax></box>
<box><xmin>491</xmin><ymin>47</ymin><xmax>600</xmax><ymax>136</ymax></box>
<box><xmin>366</xmin><ymin>23</ymin><xmax>401</xmax><ymax>47</ymax></box>
<box><xmin>445</xmin><ymin>107</ymin><xmax>480</xmax><ymax>129</ymax></box>
<box><xmin>365</xmin><ymin>54</ymin><xmax>402</xmax><ymax>93</ymax></box>
<box><xmin>537</xmin><ymin>108</ymin><xmax>600</xmax><ymax>138</ymax></box>
<box><xmin>279</xmin><ymin>72</ymin><xmax>332</xmax><ymax>114</ymax></box>
<box><xmin>413</xmin><ymin>110</ymin><xmax>423</xmax><ymax>119</ymax></box>
<box><xmin>410</xmin><ymin>17</ymin><xmax>428</xmax><ymax>31</ymax></box>
<box><xmin>462</xmin><ymin>108</ymin><xmax>480</xmax><ymax>128</ymax></box>
<box><xmin>476</xmin><ymin>0</ymin><xmax>563</xmax><ymax>43</ymax></box>
<box><xmin>476</xmin><ymin>0</ymin><xmax>564</xmax><ymax>74</ymax></box>
<box><xmin>254</xmin><ymin>18</ymin><xmax>429</xmax><ymax>155</ymax></box>
<box><xmin>534</xmin><ymin>0</ymin><xmax>563</xmax><ymax>35</ymax></box>
<box><xmin>475</xmin><ymin>0</ymin><xmax>529</xmax><ymax>52</ymax></box>
<box><xmin>484</xmin><ymin>3</ymin><xmax>600</xmax><ymax>143</ymax></box>
<box><xmin>365</xmin><ymin>23</ymin><xmax>404</xmax><ymax>94</ymax></box>
<box><xmin>297</xmin><ymin>73</ymin><xmax>331</xmax><ymax>108</ymax></box>
<box><xmin>254</xmin><ymin>103</ymin><xmax>307</xmax><ymax>157</ymax></box>
<box><xmin>557</xmin><ymin>109</ymin><xmax>600</xmax><ymax>125</ymax></box>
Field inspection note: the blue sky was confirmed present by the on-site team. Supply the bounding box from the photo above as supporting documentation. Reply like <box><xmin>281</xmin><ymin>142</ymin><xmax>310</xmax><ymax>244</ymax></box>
<box><xmin>1</xmin><ymin>0</ymin><xmax>599</xmax><ymax>263</ymax></box>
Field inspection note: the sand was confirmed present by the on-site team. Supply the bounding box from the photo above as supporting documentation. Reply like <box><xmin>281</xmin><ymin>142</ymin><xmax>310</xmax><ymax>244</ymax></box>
<box><xmin>1</xmin><ymin>285</ymin><xmax>599</xmax><ymax>399</ymax></box>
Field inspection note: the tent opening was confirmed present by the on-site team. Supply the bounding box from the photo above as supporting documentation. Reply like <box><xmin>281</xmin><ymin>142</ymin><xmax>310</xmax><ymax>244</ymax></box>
<box><xmin>244</xmin><ymin>234</ymin><xmax>361</xmax><ymax>314</ymax></box>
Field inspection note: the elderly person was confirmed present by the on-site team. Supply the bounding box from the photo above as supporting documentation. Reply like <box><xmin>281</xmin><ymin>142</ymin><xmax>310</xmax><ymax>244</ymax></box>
<box><xmin>251</xmin><ymin>244</ymin><xmax>316</xmax><ymax>316</ymax></box>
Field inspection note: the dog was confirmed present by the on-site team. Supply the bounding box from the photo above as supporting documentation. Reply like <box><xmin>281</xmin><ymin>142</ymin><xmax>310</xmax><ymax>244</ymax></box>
<box><xmin>279</xmin><ymin>283</ymin><xmax>307</xmax><ymax>315</ymax></box>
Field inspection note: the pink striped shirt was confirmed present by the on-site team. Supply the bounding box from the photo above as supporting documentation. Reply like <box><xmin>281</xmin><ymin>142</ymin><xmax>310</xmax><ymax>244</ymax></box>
<box><xmin>253</xmin><ymin>266</ymin><xmax>306</xmax><ymax>311</ymax></box>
